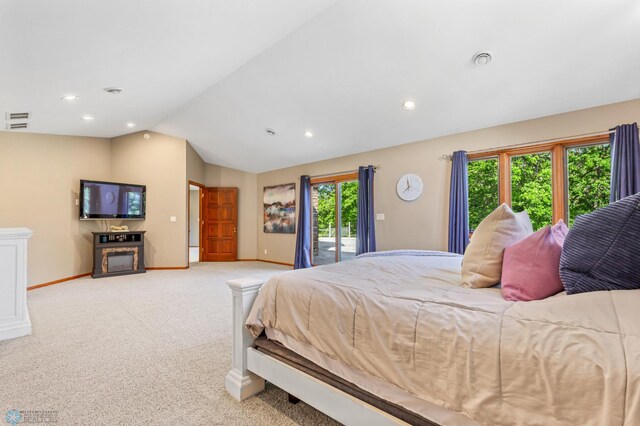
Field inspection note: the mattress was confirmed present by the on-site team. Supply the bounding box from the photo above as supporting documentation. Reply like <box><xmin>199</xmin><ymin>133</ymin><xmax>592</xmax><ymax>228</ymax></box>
<box><xmin>246</xmin><ymin>252</ymin><xmax>640</xmax><ymax>425</ymax></box>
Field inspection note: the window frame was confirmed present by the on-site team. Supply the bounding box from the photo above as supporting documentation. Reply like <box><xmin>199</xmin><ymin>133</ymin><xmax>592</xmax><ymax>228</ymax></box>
<box><xmin>468</xmin><ymin>135</ymin><xmax>610</xmax><ymax>225</ymax></box>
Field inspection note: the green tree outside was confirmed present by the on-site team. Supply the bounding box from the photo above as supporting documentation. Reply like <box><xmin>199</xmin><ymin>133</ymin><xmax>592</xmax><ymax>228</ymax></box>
<box><xmin>468</xmin><ymin>158</ymin><xmax>499</xmax><ymax>231</ymax></box>
<box><xmin>510</xmin><ymin>152</ymin><xmax>553</xmax><ymax>230</ymax></box>
<box><xmin>315</xmin><ymin>181</ymin><xmax>359</xmax><ymax>237</ymax></box>
<box><xmin>567</xmin><ymin>144</ymin><xmax>610</xmax><ymax>225</ymax></box>
<box><xmin>468</xmin><ymin>144</ymin><xmax>611</xmax><ymax>231</ymax></box>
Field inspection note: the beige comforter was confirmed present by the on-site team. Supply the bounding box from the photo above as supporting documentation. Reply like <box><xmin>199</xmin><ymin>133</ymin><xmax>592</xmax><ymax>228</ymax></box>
<box><xmin>245</xmin><ymin>252</ymin><xmax>640</xmax><ymax>425</ymax></box>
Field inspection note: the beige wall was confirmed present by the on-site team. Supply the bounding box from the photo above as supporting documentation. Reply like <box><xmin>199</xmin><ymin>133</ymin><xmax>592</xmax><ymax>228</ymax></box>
<box><xmin>186</xmin><ymin>142</ymin><xmax>205</xmax><ymax>185</ymax></box>
<box><xmin>205</xmin><ymin>164</ymin><xmax>258</xmax><ymax>259</ymax></box>
<box><xmin>0</xmin><ymin>132</ymin><xmax>111</xmax><ymax>285</ymax></box>
<box><xmin>111</xmin><ymin>131</ymin><xmax>188</xmax><ymax>268</ymax></box>
<box><xmin>257</xmin><ymin>98</ymin><xmax>640</xmax><ymax>264</ymax></box>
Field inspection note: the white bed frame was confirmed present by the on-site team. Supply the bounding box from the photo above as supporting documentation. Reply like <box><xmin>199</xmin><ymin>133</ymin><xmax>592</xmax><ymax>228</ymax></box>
<box><xmin>224</xmin><ymin>278</ymin><xmax>409</xmax><ymax>426</ymax></box>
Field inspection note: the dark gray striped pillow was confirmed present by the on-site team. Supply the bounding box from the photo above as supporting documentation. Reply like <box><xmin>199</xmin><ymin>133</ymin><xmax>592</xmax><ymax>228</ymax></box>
<box><xmin>560</xmin><ymin>192</ymin><xmax>640</xmax><ymax>294</ymax></box>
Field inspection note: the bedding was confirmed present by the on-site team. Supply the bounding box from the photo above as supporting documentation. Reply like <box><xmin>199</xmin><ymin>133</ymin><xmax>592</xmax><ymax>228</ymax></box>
<box><xmin>246</xmin><ymin>251</ymin><xmax>640</xmax><ymax>425</ymax></box>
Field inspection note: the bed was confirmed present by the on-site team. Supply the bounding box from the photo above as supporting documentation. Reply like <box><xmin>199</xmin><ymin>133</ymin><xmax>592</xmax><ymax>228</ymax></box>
<box><xmin>225</xmin><ymin>251</ymin><xmax>640</xmax><ymax>425</ymax></box>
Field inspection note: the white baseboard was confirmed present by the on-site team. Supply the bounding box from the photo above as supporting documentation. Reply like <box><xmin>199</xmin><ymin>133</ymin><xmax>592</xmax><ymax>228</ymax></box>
<box><xmin>0</xmin><ymin>318</ymin><xmax>31</xmax><ymax>341</ymax></box>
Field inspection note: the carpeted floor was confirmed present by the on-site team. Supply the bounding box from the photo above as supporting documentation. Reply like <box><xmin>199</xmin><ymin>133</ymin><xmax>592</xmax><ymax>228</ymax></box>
<box><xmin>0</xmin><ymin>262</ymin><xmax>339</xmax><ymax>425</ymax></box>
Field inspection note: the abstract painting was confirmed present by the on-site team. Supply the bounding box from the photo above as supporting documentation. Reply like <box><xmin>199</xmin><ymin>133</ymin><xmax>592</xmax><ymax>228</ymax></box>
<box><xmin>263</xmin><ymin>183</ymin><xmax>296</xmax><ymax>233</ymax></box>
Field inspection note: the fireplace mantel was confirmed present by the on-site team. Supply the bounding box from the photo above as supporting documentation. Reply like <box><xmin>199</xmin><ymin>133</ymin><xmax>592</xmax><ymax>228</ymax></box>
<box><xmin>92</xmin><ymin>231</ymin><xmax>146</xmax><ymax>278</ymax></box>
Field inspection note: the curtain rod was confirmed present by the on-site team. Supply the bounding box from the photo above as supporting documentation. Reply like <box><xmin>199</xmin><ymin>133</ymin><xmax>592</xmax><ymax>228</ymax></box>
<box><xmin>440</xmin><ymin>129</ymin><xmax>615</xmax><ymax>160</ymax></box>
<box><xmin>309</xmin><ymin>165</ymin><xmax>380</xmax><ymax>180</ymax></box>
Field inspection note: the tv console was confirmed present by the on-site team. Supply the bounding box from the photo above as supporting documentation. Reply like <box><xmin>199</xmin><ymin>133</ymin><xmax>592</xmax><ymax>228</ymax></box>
<box><xmin>92</xmin><ymin>231</ymin><xmax>146</xmax><ymax>278</ymax></box>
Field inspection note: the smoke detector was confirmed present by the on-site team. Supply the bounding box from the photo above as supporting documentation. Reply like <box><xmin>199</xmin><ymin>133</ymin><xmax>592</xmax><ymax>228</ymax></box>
<box><xmin>473</xmin><ymin>52</ymin><xmax>492</xmax><ymax>66</ymax></box>
<box><xmin>104</xmin><ymin>87</ymin><xmax>124</xmax><ymax>95</ymax></box>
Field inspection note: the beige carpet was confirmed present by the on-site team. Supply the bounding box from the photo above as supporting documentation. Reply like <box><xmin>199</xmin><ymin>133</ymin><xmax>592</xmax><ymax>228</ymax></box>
<box><xmin>0</xmin><ymin>262</ymin><xmax>339</xmax><ymax>425</ymax></box>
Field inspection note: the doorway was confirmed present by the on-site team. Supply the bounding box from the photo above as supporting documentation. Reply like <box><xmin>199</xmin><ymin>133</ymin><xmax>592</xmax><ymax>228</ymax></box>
<box><xmin>188</xmin><ymin>181</ymin><xmax>204</xmax><ymax>263</ymax></box>
<box><xmin>311</xmin><ymin>173</ymin><xmax>358</xmax><ymax>265</ymax></box>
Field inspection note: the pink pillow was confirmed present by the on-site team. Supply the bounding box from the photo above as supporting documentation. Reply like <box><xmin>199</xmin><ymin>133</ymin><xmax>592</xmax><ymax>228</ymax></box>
<box><xmin>501</xmin><ymin>220</ymin><xmax>569</xmax><ymax>301</ymax></box>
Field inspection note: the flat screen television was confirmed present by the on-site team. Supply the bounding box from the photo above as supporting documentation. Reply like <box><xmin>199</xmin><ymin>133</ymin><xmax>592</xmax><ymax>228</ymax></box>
<box><xmin>80</xmin><ymin>179</ymin><xmax>146</xmax><ymax>220</ymax></box>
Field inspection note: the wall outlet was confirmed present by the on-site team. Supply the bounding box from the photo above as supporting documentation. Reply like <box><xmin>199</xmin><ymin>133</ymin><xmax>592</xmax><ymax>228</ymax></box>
<box><xmin>376</xmin><ymin>213</ymin><xmax>385</xmax><ymax>221</ymax></box>
<box><xmin>264</xmin><ymin>249</ymin><xmax>268</xmax><ymax>255</ymax></box>
<box><xmin>170</xmin><ymin>216</ymin><xmax>177</xmax><ymax>222</ymax></box>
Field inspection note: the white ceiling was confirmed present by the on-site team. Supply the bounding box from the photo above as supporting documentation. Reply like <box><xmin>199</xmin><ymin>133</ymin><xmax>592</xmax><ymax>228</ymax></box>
<box><xmin>3</xmin><ymin>0</ymin><xmax>640</xmax><ymax>173</ymax></box>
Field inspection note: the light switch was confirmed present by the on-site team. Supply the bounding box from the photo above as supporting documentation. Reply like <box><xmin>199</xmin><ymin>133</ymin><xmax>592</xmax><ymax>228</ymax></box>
<box><xmin>170</xmin><ymin>216</ymin><xmax>177</xmax><ymax>222</ymax></box>
<box><xmin>75</xmin><ymin>199</ymin><xmax>79</xmax><ymax>206</ymax></box>
<box><xmin>376</xmin><ymin>213</ymin><xmax>385</xmax><ymax>221</ymax></box>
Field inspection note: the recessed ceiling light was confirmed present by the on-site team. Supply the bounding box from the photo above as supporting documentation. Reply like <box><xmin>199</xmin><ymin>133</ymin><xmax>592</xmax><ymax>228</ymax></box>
<box><xmin>304</xmin><ymin>130</ymin><xmax>313</xmax><ymax>138</ymax></box>
<box><xmin>266</xmin><ymin>128</ymin><xmax>276</xmax><ymax>136</ymax></box>
<box><xmin>61</xmin><ymin>95</ymin><xmax>79</xmax><ymax>101</ymax></box>
<box><xmin>473</xmin><ymin>52</ymin><xmax>492</xmax><ymax>66</ymax></box>
<box><xmin>402</xmin><ymin>100</ymin><xmax>416</xmax><ymax>111</ymax></box>
<box><xmin>104</xmin><ymin>87</ymin><xmax>124</xmax><ymax>95</ymax></box>
<box><xmin>81</xmin><ymin>115</ymin><xmax>95</xmax><ymax>121</ymax></box>
<box><xmin>126</xmin><ymin>122</ymin><xmax>136</xmax><ymax>128</ymax></box>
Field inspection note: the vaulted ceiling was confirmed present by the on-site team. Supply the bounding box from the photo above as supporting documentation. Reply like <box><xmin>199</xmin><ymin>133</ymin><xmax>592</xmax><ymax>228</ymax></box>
<box><xmin>3</xmin><ymin>0</ymin><xmax>640</xmax><ymax>172</ymax></box>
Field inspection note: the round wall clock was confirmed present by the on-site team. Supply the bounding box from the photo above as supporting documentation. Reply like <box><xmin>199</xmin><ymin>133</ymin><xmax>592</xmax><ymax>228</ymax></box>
<box><xmin>396</xmin><ymin>173</ymin><xmax>423</xmax><ymax>201</ymax></box>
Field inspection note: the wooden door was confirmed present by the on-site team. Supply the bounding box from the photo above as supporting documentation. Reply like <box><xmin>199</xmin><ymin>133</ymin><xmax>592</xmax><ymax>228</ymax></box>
<box><xmin>202</xmin><ymin>187</ymin><xmax>238</xmax><ymax>261</ymax></box>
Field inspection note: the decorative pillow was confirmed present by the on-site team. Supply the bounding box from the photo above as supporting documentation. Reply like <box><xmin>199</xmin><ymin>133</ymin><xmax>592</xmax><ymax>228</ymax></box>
<box><xmin>560</xmin><ymin>193</ymin><xmax>640</xmax><ymax>294</ymax></box>
<box><xmin>502</xmin><ymin>220</ymin><xmax>569</xmax><ymax>301</ymax></box>
<box><xmin>462</xmin><ymin>204</ymin><xmax>533</xmax><ymax>288</ymax></box>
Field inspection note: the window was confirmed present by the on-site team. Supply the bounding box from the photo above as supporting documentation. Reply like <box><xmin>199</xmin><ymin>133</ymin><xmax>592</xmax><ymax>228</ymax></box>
<box><xmin>468</xmin><ymin>157</ymin><xmax>499</xmax><ymax>231</ymax></box>
<box><xmin>311</xmin><ymin>174</ymin><xmax>358</xmax><ymax>265</ymax></box>
<box><xmin>467</xmin><ymin>135</ymin><xmax>611</xmax><ymax>228</ymax></box>
<box><xmin>510</xmin><ymin>152</ymin><xmax>552</xmax><ymax>230</ymax></box>
<box><xmin>566</xmin><ymin>143</ymin><xmax>611</xmax><ymax>225</ymax></box>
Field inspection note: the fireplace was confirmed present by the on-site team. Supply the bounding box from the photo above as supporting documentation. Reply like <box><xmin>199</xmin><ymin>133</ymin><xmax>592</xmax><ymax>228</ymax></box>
<box><xmin>106</xmin><ymin>251</ymin><xmax>135</xmax><ymax>273</ymax></box>
<box><xmin>101</xmin><ymin>247</ymin><xmax>139</xmax><ymax>274</ymax></box>
<box><xmin>92</xmin><ymin>232</ymin><xmax>146</xmax><ymax>278</ymax></box>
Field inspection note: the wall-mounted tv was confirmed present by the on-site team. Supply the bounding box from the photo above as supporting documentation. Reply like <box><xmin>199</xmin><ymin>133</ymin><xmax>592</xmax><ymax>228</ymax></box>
<box><xmin>80</xmin><ymin>179</ymin><xmax>146</xmax><ymax>220</ymax></box>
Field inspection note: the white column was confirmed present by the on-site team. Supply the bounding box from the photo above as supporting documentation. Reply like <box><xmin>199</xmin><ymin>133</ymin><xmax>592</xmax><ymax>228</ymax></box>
<box><xmin>225</xmin><ymin>277</ymin><xmax>266</xmax><ymax>401</ymax></box>
<box><xmin>0</xmin><ymin>228</ymin><xmax>33</xmax><ymax>341</ymax></box>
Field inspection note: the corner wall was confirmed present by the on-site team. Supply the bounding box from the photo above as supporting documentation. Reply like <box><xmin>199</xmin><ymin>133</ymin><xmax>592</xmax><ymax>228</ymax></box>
<box><xmin>111</xmin><ymin>131</ymin><xmax>188</xmax><ymax>268</ymax></box>
<box><xmin>256</xmin><ymin>98</ymin><xmax>640</xmax><ymax>265</ymax></box>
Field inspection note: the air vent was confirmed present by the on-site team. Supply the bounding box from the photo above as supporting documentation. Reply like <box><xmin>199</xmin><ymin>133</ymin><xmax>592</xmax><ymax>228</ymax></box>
<box><xmin>6</xmin><ymin>122</ymin><xmax>29</xmax><ymax>130</ymax></box>
<box><xmin>5</xmin><ymin>112</ymin><xmax>31</xmax><ymax>121</ymax></box>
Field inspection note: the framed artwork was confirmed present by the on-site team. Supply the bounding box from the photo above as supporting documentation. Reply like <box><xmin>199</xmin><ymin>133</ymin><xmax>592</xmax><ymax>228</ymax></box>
<box><xmin>263</xmin><ymin>183</ymin><xmax>296</xmax><ymax>233</ymax></box>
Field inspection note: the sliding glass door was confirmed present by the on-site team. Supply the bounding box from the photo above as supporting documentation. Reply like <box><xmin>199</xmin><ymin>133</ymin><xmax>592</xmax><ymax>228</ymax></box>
<box><xmin>311</xmin><ymin>175</ymin><xmax>358</xmax><ymax>265</ymax></box>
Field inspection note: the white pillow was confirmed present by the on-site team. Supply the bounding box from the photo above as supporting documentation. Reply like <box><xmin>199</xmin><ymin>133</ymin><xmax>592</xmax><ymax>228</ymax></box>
<box><xmin>462</xmin><ymin>204</ymin><xmax>533</xmax><ymax>288</ymax></box>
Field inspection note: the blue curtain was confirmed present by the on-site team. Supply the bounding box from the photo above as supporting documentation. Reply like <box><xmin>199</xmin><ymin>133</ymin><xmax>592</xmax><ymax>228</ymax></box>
<box><xmin>448</xmin><ymin>151</ymin><xmax>469</xmax><ymax>254</ymax></box>
<box><xmin>610</xmin><ymin>122</ymin><xmax>640</xmax><ymax>202</ymax></box>
<box><xmin>356</xmin><ymin>165</ymin><xmax>376</xmax><ymax>255</ymax></box>
<box><xmin>294</xmin><ymin>175</ymin><xmax>312</xmax><ymax>269</ymax></box>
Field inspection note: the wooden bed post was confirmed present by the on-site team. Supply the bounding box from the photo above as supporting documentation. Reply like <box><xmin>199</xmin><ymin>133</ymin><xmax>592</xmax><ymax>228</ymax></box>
<box><xmin>225</xmin><ymin>278</ymin><xmax>266</xmax><ymax>401</ymax></box>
